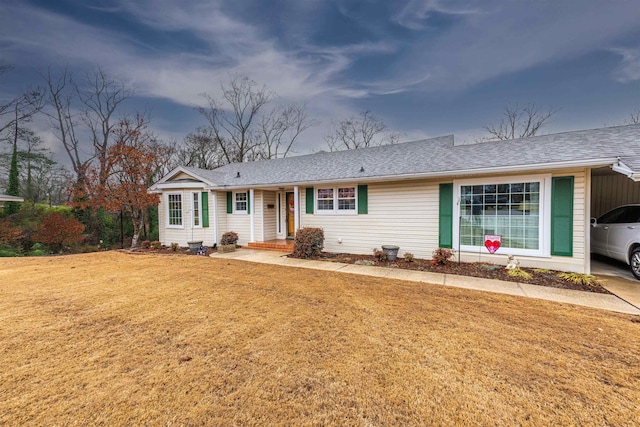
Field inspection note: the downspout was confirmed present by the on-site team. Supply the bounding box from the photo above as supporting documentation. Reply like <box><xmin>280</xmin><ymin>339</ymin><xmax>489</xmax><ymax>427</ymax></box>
<box><xmin>212</xmin><ymin>192</ymin><xmax>218</xmax><ymax>246</ymax></box>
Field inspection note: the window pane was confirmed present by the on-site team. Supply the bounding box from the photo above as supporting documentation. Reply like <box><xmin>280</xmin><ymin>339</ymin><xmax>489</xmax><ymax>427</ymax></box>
<box><xmin>317</xmin><ymin>199</ymin><xmax>333</xmax><ymax>210</ymax></box>
<box><xmin>193</xmin><ymin>193</ymin><xmax>200</xmax><ymax>226</ymax></box>
<box><xmin>235</xmin><ymin>192</ymin><xmax>247</xmax><ymax>211</ymax></box>
<box><xmin>168</xmin><ymin>194</ymin><xmax>182</xmax><ymax>226</ymax></box>
<box><xmin>337</xmin><ymin>187</ymin><xmax>356</xmax><ymax>211</ymax></box>
<box><xmin>460</xmin><ymin>181</ymin><xmax>540</xmax><ymax>251</ymax></box>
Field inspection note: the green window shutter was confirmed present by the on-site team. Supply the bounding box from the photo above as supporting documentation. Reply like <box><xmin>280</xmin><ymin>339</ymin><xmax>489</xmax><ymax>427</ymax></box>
<box><xmin>226</xmin><ymin>192</ymin><xmax>233</xmax><ymax>214</ymax></box>
<box><xmin>201</xmin><ymin>192</ymin><xmax>209</xmax><ymax>228</ymax></box>
<box><xmin>306</xmin><ymin>188</ymin><xmax>314</xmax><ymax>214</ymax></box>
<box><xmin>247</xmin><ymin>192</ymin><xmax>251</xmax><ymax>214</ymax></box>
<box><xmin>357</xmin><ymin>185</ymin><xmax>368</xmax><ymax>214</ymax></box>
<box><xmin>551</xmin><ymin>176</ymin><xmax>574</xmax><ymax>256</ymax></box>
<box><xmin>439</xmin><ymin>183</ymin><xmax>453</xmax><ymax>248</ymax></box>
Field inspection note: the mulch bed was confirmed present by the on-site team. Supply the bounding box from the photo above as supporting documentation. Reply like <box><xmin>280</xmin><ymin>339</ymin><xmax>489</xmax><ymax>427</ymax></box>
<box><xmin>129</xmin><ymin>246</ymin><xmax>609</xmax><ymax>294</ymax></box>
<box><xmin>309</xmin><ymin>253</ymin><xmax>611</xmax><ymax>294</ymax></box>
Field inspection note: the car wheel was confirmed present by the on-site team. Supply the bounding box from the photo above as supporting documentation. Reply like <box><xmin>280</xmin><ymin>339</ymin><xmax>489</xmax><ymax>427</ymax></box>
<box><xmin>631</xmin><ymin>248</ymin><xmax>640</xmax><ymax>280</ymax></box>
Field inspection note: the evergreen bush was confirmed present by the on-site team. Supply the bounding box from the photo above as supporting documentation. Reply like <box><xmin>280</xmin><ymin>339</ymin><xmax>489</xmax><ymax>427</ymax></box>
<box><xmin>292</xmin><ymin>228</ymin><xmax>324</xmax><ymax>259</ymax></box>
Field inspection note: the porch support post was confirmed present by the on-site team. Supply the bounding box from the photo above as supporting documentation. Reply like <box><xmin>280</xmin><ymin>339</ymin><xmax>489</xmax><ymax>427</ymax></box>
<box><xmin>212</xmin><ymin>192</ymin><xmax>218</xmax><ymax>245</ymax></box>
<box><xmin>249</xmin><ymin>188</ymin><xmax>255</xmax><ymax>242</ymax></box>
<box><xmin>293</xmin><ymin>186</ymin><xmax>300</xmax><ymax>233</ymax></box>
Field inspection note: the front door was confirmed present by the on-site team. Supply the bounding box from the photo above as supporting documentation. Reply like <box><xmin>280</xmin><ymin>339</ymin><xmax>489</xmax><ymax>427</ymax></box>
<box><xmin>286</xmin><ymin>192</ymin><xmax>295</xmax><ymax>238</ymax></box>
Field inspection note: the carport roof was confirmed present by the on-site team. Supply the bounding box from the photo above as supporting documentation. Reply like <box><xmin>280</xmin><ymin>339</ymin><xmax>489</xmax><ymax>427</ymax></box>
<box><xmin>152</xmin><ymin>123</ymin><xmax>640</xmax><ymax>189</ymax></box>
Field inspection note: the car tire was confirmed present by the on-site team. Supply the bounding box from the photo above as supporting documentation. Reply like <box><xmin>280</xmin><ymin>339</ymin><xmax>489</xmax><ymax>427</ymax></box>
<box><xmin>631</xmin><ymin>248</ymin><xmax>640</xmax><ymax>280</ymax></box>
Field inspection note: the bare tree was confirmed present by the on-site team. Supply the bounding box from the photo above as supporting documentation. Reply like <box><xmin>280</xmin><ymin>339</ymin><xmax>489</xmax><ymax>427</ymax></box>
<box><xmin>41</xmin><ymin>67</ymin><xmax>89</xmax><ymax>184</ymax></box>
<box><xmin>77</xmin><ymin>68</ymin><xmax>132</xmax><ymax>187</ymax></box>
<box><xmin>196</xmin><ymin>74</ymin><xmax>315</xmax><ymax>164</ymax></box>
<box><xmin>0</xmin><ymin>65</ymin><xmax>45</xmax><ymax>137</ymax></box>
<box><xmin>628</xmin><ymin>108</ymin><xmax>640</xmax><ymax>125</ymax></box>
<box><xmin>41</xmin><ymin>67</ymin><xmax>131</xmax><ymax>190</ymax></box>
<box><xmin>198</xmin><ymin>75</ymin><xmax>272</xmax><ymax>164</ymax></box>
<box><xmin>483</xmin><ymin>103</ymin><xmax>556</xmax><ymax>141</ymax></box>
<box><xmin>258</xmin><ymin>103</ymin><xmax>317</xmax><ymax>159</ymax></box>
<box><xmin>175</xmin><ymin>127</ymin><xmax>226</xmax><ymax>169</ymax></box>
<box><xmin>325</xmin><ymin>110</ymin><xmax>404</xmax><ymax>151</ymax></box>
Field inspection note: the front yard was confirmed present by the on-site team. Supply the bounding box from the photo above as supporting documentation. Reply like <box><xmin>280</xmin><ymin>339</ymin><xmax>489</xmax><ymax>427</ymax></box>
<box><xmin>0</xmin><ymin>252</ymin><xmax>638</xmax><ymax>426</ymax></box>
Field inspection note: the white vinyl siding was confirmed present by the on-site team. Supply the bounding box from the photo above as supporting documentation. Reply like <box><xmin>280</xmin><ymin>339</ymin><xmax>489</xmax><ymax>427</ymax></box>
<box><xmin>303</xmin><ymin>180</ymin><xmax>439</xmax><ymax>259</ymax></box>
<box><xmin>262</xmin><ymin>191</ymin><xmax>277</xmax><ymax>241</ymax></box>
<box><xmin>300</xmin><ymin>172</ymin><xmax>588</xmax><ymax>273</ymax></box>
<box><xmin>161</xmin><ymin>189</ymin><xmax>217</xmax><ymax>247</ymax></box>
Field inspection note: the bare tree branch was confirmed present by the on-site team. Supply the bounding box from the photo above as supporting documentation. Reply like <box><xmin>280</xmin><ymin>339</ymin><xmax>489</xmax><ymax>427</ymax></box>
<box><xmin>196</xmin><ymin>74</ymin><xmax>313</xmax><ymax>164</ymax></box>
<box><xmin>483</xmin><ymin>103</ymin><xmax>556</xmax><ymax>141</ymax></box>
<box><xmin>258</xmin><ymin>103</ymin><xmax>318</xmax><ymax>159</ymax></box>
<box><xmin>325</xmin><ymin>110</ymin><xmax>404</xmax><ymax>151</ymax></box>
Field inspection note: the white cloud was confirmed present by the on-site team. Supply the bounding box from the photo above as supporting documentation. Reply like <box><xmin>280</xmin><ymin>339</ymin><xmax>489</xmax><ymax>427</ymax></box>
<box><xmin>384</xmin><ymin>0</ymin><xmax>640</xmax><ymax>94</ymax></box>
<box><xmin>611</xmin><ymin>47</ymin><xmax>640</xmax><ymax>83</ymax></box>
<box><xmin>393</xmin><ymin>0</ymin><xmax>483</xmax><ymax>30</ymax></box>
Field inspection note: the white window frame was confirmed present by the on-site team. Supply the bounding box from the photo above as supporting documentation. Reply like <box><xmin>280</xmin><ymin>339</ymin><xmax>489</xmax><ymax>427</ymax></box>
<box><xmin>315</xmin><ymin>186</ymin><xmax>357</xmax><ymax>215</ymax></box>
<box><xmin>452</xmin><ymin>174</ymin><xmax>552</xmax><ymax>257</ymax></box>
<box><xmin>234</xmin><ymin>191</ymin><xmax>248</xmax><ymax>214</ymax></box>
<box><xmin>191</xmin><ymin>192</ymin><xmax>202</xmax><ymax>228</ymax></box>
<box><xmin>166</xmin><ymin>192</ymin><xmax>183</xmax><ymax>228</ymax></box>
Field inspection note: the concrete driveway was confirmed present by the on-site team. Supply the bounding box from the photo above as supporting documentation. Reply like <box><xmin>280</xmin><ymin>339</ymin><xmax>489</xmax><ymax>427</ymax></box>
<box><xmin>591</xmin><ymin>254</ymin><xmax>640</xmax><ymax>309</ymax></box>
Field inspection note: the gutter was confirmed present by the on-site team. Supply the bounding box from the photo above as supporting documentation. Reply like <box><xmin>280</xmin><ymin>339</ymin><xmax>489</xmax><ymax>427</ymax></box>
<box><xmin>611</xmin><ymin>159</ymin><xmax>640</xmax><ymax>182</ymax></box>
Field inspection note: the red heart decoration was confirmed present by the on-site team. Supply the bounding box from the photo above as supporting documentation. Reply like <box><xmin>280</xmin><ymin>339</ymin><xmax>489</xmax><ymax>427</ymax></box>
<box><xmin>484</xmin><ymin>239</ymin><xmax>501</xmax><ymax>254</ymax></box>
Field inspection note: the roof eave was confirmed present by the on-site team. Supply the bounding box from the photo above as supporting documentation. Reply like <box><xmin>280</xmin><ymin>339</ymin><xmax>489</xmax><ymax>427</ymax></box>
<box><xmin>204</xmin><ymin>157</ymin><xmax>620</xmax><ymax>190</ymax></box>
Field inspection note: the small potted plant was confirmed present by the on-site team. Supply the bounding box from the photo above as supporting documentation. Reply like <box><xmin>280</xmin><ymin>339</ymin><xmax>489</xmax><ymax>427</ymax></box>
<box><xmin>187</xmin><ymin>240</ymin><xmax>203</xmax><ymax>253</ymax></box>
<box><xmin>381</xmin><ymin>245</ymin><xmax>400</xmax><ymax>261</ymax></box>
<box><xmin>219</xmin><ymin>231</ymin><xmax>239</xmax><ymax>253</ymax></box>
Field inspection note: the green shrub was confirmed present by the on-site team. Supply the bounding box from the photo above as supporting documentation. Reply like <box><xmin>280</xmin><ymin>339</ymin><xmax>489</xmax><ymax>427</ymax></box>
<box><xmin>431</xmin><ymin>248</ymin><xmax>455</xmax><ymax>266</ymax></box>
<box><xmin>292</xmin><ymin>228</ymin><xmax>324</xmax><ymax>259</ymax></box>
<box><xmin>507</xmin><ymin>268</ymin><xmax>532</xmax><ymax>280</ymax></box>
<box><xmin>150</xmin><ymin>241</ymin><xmax>162</xmax><ymax>250</ymax></box>
<box><xmin>404</xmin><ymin>252</ymin><xmax>415</xmax><ymax>262</ymax></box>
<box><xmin>0</xmin><ymin>247</ymin><xmax>19</xmax><ymax>257</ymax></box>
<box><xmin>171</xmin><ymin>242</ymin><xmax>180</xmax><ymax>252</ymax></box>
<box><xmin>558</xmin><ymin>272</ymin><xmax>601</xmax><ymax>286</ymax></box>
<box><xmin>220</xmin><ymin>231</ymin><xmax>239</xmax><ymax>246</ymax></box>
<box><xmin>29</xmin><ymin>243</ymin><xmax>47</xmax><ymax>256</ymax></box>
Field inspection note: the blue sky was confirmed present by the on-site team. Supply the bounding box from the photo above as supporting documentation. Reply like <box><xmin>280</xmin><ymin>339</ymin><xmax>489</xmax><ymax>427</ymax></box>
<box><xmin>1</xmin><ymin>0</ymin><xmax>639</xmax><ymax>162</ymax></box>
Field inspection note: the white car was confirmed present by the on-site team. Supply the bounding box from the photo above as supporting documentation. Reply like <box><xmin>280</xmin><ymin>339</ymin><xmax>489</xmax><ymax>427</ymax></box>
<box><xmin>591</xmin><ymin>204</ymin><xmax>640</xmax><ymax>280</ymax></box>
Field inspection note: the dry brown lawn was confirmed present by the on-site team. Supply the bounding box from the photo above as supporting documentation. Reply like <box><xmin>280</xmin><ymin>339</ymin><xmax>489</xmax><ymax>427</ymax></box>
<box><xmin>0</xmin><ymin>252</ymin><xmax>638</xmax><ymax>426</ymax></box>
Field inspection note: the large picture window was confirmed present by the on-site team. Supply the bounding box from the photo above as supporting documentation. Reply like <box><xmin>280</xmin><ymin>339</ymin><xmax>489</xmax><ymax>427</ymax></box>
<box><xmin>167</xmin><ymin>193</ymin><xmax>182</xmax><ymax>227</ymax></box>
<box><xmin>316</xmin><ymin>186</ymin><xmax>356</xmax><ymax>213</ymax></box>
<box><xmin>457</xmin><ymin>177</ymin><xmax>547</xmax><ymax>255</ymax></box>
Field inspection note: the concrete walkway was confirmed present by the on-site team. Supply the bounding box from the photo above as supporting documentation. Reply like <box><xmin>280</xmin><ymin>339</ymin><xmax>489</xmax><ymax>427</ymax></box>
<box><xmin>211</xmin><ymin>249</ymin><xmax>640</xmax><ymax>315</ymax></box>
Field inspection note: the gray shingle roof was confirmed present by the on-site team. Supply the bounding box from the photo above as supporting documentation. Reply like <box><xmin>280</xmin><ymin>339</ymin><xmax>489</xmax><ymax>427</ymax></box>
<box><xmin>173</xmin><ymin>124</ymin><xmax>640</xmax><ymax>188</ymax></box>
